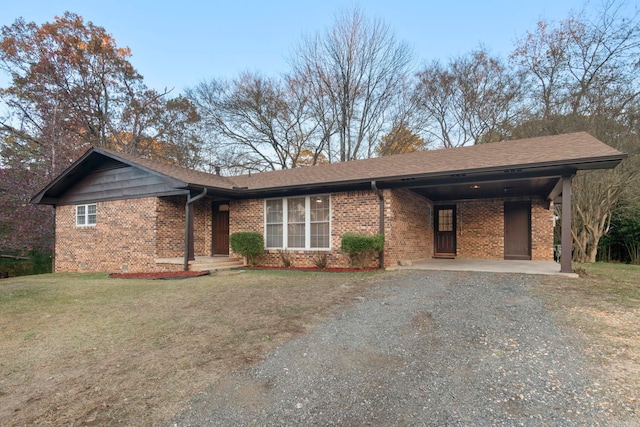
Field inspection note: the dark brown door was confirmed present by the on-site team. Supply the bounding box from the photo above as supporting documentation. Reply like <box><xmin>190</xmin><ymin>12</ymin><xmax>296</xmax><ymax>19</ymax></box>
<box><xmin>504</xmin><ymin>201</ymin><xmax>531</xmax><ymax>260</ymax></box>
<box><xmin>213</xmin><ymin>207</ymin><xmax>230</xmax><ymax>255</ymax></box>
<box><xmin>434</xmin><ymin>205</ymin><xmax>456</xmax><ymax>257</ymax></box>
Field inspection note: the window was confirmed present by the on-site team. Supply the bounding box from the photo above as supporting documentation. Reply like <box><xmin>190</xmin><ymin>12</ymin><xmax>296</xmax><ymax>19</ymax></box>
<box><xmin>265</xmin><ymin>199</ymin><xmax>283</xmax><ymax>247</ymax></box>
<box><xmin>265</xmin><ymin>195</ymin><xmax>331</xmax><ymax>250</ymax></box>
<box><xmin>76</xmin><ymin>203</ymin><xmax>97</xmax><ymax>226</ymax></box>
<box><xmin>438</xmin><ymin>208</ymin><xmax>453</xmax><ymax>232</ymax></box>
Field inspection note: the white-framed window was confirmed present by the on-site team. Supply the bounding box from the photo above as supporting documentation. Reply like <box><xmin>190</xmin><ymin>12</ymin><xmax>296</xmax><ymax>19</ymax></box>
<box><xmin>76</xmin><ymin>203</ymin><xmax>97</xmax><ymax>226</ymax></box>
<box><xmin>264</xmin><ymin>195</ymin><xmax>331</xmax><ymax>250</ymax></box>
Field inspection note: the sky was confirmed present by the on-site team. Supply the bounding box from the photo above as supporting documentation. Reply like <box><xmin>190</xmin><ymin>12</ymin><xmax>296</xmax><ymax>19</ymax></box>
<box><xmin>0</xmin><ymin>0</ymin><xmax>610</xmax><ymax>94</ymax></box>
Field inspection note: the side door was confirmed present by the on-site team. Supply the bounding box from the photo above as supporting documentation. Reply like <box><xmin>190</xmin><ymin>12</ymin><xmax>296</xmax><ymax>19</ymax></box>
<box><xmin>434</xmin><ymin>205</ymin><xmax>456</xmax><ymax>257</ymax></box>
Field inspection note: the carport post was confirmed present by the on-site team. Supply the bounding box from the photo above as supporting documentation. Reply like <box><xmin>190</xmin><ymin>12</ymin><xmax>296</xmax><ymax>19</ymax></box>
<box><xmin>560</xmin><ymin>176</ymin><xmax>573</xmax><ymax>273</ymax></box>
<box><xmin>183</xmin><ymin>188</ymin><xmax>208</xmax><ymax>271</ymax></box>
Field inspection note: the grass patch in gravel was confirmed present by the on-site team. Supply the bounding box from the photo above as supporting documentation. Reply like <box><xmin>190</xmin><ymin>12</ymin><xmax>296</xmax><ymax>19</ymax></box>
<box><xmin>0</xmin><ymin>270</ymin><xmax>380</xmax><ymax>426</ymax></box>
<box><xmin>536</xmin><ymin>262</ymin><xmax>640</xmax><ymax>416</ymax></box>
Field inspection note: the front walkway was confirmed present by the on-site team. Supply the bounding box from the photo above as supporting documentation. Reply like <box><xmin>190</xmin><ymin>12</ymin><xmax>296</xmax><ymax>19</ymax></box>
<box><xmin>388</xmin><ymin>258</ymin><xmax>577</xmax><ymax>277</ymax></box>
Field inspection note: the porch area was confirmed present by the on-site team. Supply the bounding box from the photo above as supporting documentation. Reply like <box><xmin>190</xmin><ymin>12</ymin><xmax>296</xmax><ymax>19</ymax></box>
<box><xmin>387</xmin><ymin>258</ymin><xmax>577</xmax><ymax>277</ymax></box>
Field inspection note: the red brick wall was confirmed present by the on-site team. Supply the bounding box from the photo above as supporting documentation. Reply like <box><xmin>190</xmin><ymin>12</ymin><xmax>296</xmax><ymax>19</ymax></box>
<box><xmin>54</xmin><ymin>192</ymin><xmax>553</xmax><ymax>273</ymax></box>
<box><xmin>156</xmin><ymin>196</ymin><xmax>184</xmax><ymax>258</ymax></box>
<box><xmin>531</xmin><ymin>198</ymin><xmax>554</xmax><ymax>261</ymax></box>
<box><xmin>56</xmin><ymin>196</ymin><xmax>213</xmax><ymax>273</ymax></box>
<box><xmin>385</xmin><ymin>189</ymin><xmax>433</xmax><ymax>267</ymax></box>
<box><xmin>451</xmin><ymin>197</ymin><xmax>553</xmax><ymax>260</ymax></box>
<box><xmin>194</xmin><ymin>199</ymin><xmax>212</xmax><ymax>256</ymax></box>
<box><xmin>229</xmin><ymin>191</ymin><xmax>382</xmax><ymax>268</ymax></box>
<box><xmin>156</xmin><ymin>196</ymin><xmax>212</xmax><ymax>258</ymax></box>
<box><xmin>229</xmin><ymin>190</ymin><xmax>437</xmax><ymax>269</ymax></box>
<box><xmin>55</xmin><ymin>198</ymin><xmax>181</xmax><ymax>273</ymax></box>
<box><xmin>456</xmin><ymin>199</ymin><xmax>504</xmax><ymax>259</ymax></box>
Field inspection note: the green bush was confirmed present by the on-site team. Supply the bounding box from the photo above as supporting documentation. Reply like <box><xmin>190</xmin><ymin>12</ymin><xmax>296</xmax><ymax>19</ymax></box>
<box><xmin>340</xmin><ymin>233</ymin><xmax>384</xmax><ymax>268</ymax></box>
<box><xmin>0</xmin><ymin>250</ymin><xmax>52</xmax><ymax>277</ymax></box>
<box><xmin>230</xmin><ymin>232</ymin><xmax>264</xmax><ymax>265</ymax></box>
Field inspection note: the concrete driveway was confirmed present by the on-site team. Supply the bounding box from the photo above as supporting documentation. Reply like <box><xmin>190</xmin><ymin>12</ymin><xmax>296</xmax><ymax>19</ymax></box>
<box><xmin>388</xmin><ymin>258</ymin><xmax>577</xmax><ymax>277</ymax></box>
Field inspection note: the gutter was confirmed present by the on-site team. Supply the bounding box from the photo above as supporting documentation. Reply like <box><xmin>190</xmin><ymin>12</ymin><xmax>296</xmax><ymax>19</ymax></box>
<box><xmin>184</xmin><ymin>188</ymin><xmax>208</xmax><ymax>271</ymax></box>
<box><xmin>371</xmin><ymin>181</ymin><xmax>385</xmax><ymax>269</ymax></box>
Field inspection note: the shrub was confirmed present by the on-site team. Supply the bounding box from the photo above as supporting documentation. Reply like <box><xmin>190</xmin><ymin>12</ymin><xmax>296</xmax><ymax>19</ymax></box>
<box><xmin>312</xmin><ymin>252</ymin><xmax>328</xmax><ymax>269</ymax></box>
<box><xmin>277</xmin><ymin>249</ymin><xmax>292</xmax><ymax>267</ymax></box>
<box><xmin>230</xmin><ymin>232</ymin><xmax>264</xmax><ymax>266</ymax></box>
<box><xmin>340</xmin><ymin>233</ymin><xmax>384</xmax><ymax>268</ymax></box>
<box><xmin>0</xmin><ymin>250</ymin><xmax>52</xmax><ymax>277</ymax></box>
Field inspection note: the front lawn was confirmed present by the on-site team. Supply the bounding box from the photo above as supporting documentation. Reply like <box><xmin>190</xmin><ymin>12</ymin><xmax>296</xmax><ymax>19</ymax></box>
<box><xmin>0</xmin><ymin>270</ymin><xmax>379</xmax><ymax>426</ymax></box>
<box><xmin>536</xmin><ymin>262</ymin><xmax>640</xmax><ymax>415</ymax></box>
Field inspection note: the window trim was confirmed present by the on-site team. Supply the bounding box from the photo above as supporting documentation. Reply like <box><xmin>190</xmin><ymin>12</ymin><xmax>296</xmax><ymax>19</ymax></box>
<box><xmin>76</xmin><ymin>203</ymin><xmax>97</xmax><ymax>227</ymax></box>
<box><xmin>264</xmin><ymin>195</ymin><xmax>331</xmax><ymax>250</ymax></box>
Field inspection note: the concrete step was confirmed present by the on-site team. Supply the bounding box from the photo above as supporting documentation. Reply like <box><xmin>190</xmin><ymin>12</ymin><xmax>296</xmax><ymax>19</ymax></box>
<box><xmin>188</xmin><ymin>257</ymin><xmax>245</xmax><ymax>272</ymax></box>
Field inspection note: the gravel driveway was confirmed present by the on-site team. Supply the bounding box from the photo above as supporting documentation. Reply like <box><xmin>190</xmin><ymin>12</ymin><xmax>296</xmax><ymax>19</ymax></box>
<box><xmin>168</xmin><ymin>271</ymin><xmax>626</xmax><ymax>426</ymax></box>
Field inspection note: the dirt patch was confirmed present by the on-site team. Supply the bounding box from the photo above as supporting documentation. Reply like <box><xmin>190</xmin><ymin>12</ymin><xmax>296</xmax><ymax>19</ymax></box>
<box><xmin>109</xmin><ymin>270</ymin><xmax>210</xmax><ymax>279</ymax></box>
<box><xmin>0</xmin><ymin>270</ymin><xmax>380</xmax><ymax>426</ymax></box>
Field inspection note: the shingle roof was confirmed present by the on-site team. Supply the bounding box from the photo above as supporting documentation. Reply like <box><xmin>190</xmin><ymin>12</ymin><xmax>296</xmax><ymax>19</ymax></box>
<box><xmin>229</xmin><ymin>132</ymin><xmax>624</xmax><ymax>190</ymax></box>
<box><xmin>32</xmin><ymin>132</ymin><xmax>626</xmax><ymax>204</ymax></box>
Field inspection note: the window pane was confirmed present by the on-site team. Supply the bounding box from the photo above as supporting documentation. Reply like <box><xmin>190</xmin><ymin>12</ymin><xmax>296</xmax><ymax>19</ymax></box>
<box><xmin>310</xmin><ymin>196</ymin><xmax>329</xmax><ymax>222</ymax></box>
<box><xmin>87</xmin><ymin>204</ymin><xmax>97</xmax><ymax>224</ymax></box>
<box><xmin>438</xmin><ymin>209</ymin><xmax>453</xmax><ymax>232</ymax></box>
<box><xmin>287</xmin><ymin>223</ymin><xmax>305</xmax><ymax>248</ymax></box>
<box><xmin>266</xmin><ymin>224</ymin><xmax>283</xmax><ymax>248</ymax></box>
<box><xmin>288</xmin><ymin>197</ymin><xmax>305</xmax><ymax>223</ymax></box>
<box><xmin>266</xmin><ymin>200</ymin><xmax>283</xmax><ymax>223</ymax></box>
<box><xmin>311</xmin><ymin>222</ymin><xmax>329</xmax><ymax>248</ymax></box>
<box><xmin>76</xmin><ymin>205</ymin><xmax>86</xmax><ymax>225</ymax></box>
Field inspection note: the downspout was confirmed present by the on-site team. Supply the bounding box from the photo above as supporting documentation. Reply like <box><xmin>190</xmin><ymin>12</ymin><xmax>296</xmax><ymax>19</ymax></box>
<box><xmin>184</xmin><ymin>188</ymin><xmax>208</xmax><ymax>271</ymax></box>
<box><xmin>371</xmin><ymin>181</ymin><xmax>385</xmax><ymax>269</ymax></box>
<box><xmin>52</xmin><ymin>205</ymin><xmax>56</xmax><ymax>273</ymax></box>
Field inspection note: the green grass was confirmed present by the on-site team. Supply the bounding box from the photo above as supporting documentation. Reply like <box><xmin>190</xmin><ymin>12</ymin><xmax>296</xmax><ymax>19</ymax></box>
<box><xmin>0</xmin><ymin>270</ymin><xmax>380</xmax><ymax>426</ymax></box>
<box><xmin>573</xmin><ymin>262</ymin><xmax>640</xmax><ymax>305</ymax></box>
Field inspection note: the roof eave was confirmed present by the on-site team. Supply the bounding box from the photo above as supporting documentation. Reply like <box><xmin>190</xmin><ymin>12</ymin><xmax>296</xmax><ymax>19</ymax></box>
<box><xmin>230</xmin><ymin>153</ymin><xmax>627</xmax><ymax>196</ymax></box>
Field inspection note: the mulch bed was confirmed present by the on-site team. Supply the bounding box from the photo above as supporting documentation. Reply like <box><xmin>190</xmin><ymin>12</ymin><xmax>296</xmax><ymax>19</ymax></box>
<box><xmin>108</xmin><ymin>271</ymin><xmax>210</xmax><ymax>280</ymax></box>
<box><xmin>242</xmin><ymin>266</ymin><xmax>380</xmax><ymax>273</ymax></box>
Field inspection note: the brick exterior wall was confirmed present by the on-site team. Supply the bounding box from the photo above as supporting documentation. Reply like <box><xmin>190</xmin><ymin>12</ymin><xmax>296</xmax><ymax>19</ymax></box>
<box><xmin>156</xmin><ymin>196</ymin><xmax>185</xmax><ymax>258</ymax></box>
<box><xmin>384</xmin><ymin>189</ymin><xmax>433</xmax><ymax>267</ymax></box>
<box><xmin>194</xmin><ymin>199</ymin><xmax>212</xmax><ymax>256</ymax></box>
<box><xmin>449</xmin><ymin>197</ymin><xmax>554</xmax><ymax>260</ymax></box>
<box><xmin>531</xmin><ymin>198</ymin><xmax>554</xmax><ymax>261</ymax></box>
<box><xmin>456</xmin><ymin>199</ymin><xmax>505</xmax><ymax>259</ymax></box>
<box><xmin>56</xmin><ymin>196</ymin><xmax>213</xmax><ymax>273</ymax></box>
<box><xmin>229</xmin><ymin>191</ymin><xmax>382</xmax><ymax>268</ymax></box>
<box><xmin>54</xmin><ymin>191</ymin><xmax>553</xmax><ymax>273</ymax></box>
<box><xmin>155</xmin><ymin>196</ymin><xmax>212</xmax><ymax>258</ymax></box>
<box><xmin>55</xmin><ymin>198</ymin><xmax>179</xmax><ymax>273</ymax></box>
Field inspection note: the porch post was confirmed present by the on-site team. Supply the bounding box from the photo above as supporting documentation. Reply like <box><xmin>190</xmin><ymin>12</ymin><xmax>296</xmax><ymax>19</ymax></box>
<box><xmin>183</xmin><ymin>188</ymin><xmax>208</xmax><ymax>271</ymax></box>
<box><xmin>560</xmin><ymin>175</ymin><xmax>573</xmax><ymax>273</ymax></box>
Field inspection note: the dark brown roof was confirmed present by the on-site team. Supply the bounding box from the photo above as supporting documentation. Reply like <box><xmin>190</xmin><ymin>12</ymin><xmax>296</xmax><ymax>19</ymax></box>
<box><xmin>230</xmin><ymin>132</ymin><xmax>624</xmax><ymax>190</ymax></box>
<box><xmin>31</xmin><ymin>132</ymin><xmax>625</xmax><ymax>204</ymax></box>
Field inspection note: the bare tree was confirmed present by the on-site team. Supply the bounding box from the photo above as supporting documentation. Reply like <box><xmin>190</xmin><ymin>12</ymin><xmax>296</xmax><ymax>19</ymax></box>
<box><xmin>187</xmin><ymin>72</ymin><xmax>319</xmax><ymax>171</ymax></box>
<box><xmin>512</xmin><ymin>1</ymin><xmax>640</xmax><ymax>119</ymax></box>
<box><xmin>510</xmin><ymin>1</ymin><xmax>640</xmax><ymax>262</ymax></box>
<box><xmin>290</xmin><ymin>7</ymin><xmax>413</xmax><ymax>161</ymax></box>
<box><xmin>414</xmin><ymin>49</ymin><xmax>522</xmax><ymax>148</ymax></box>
